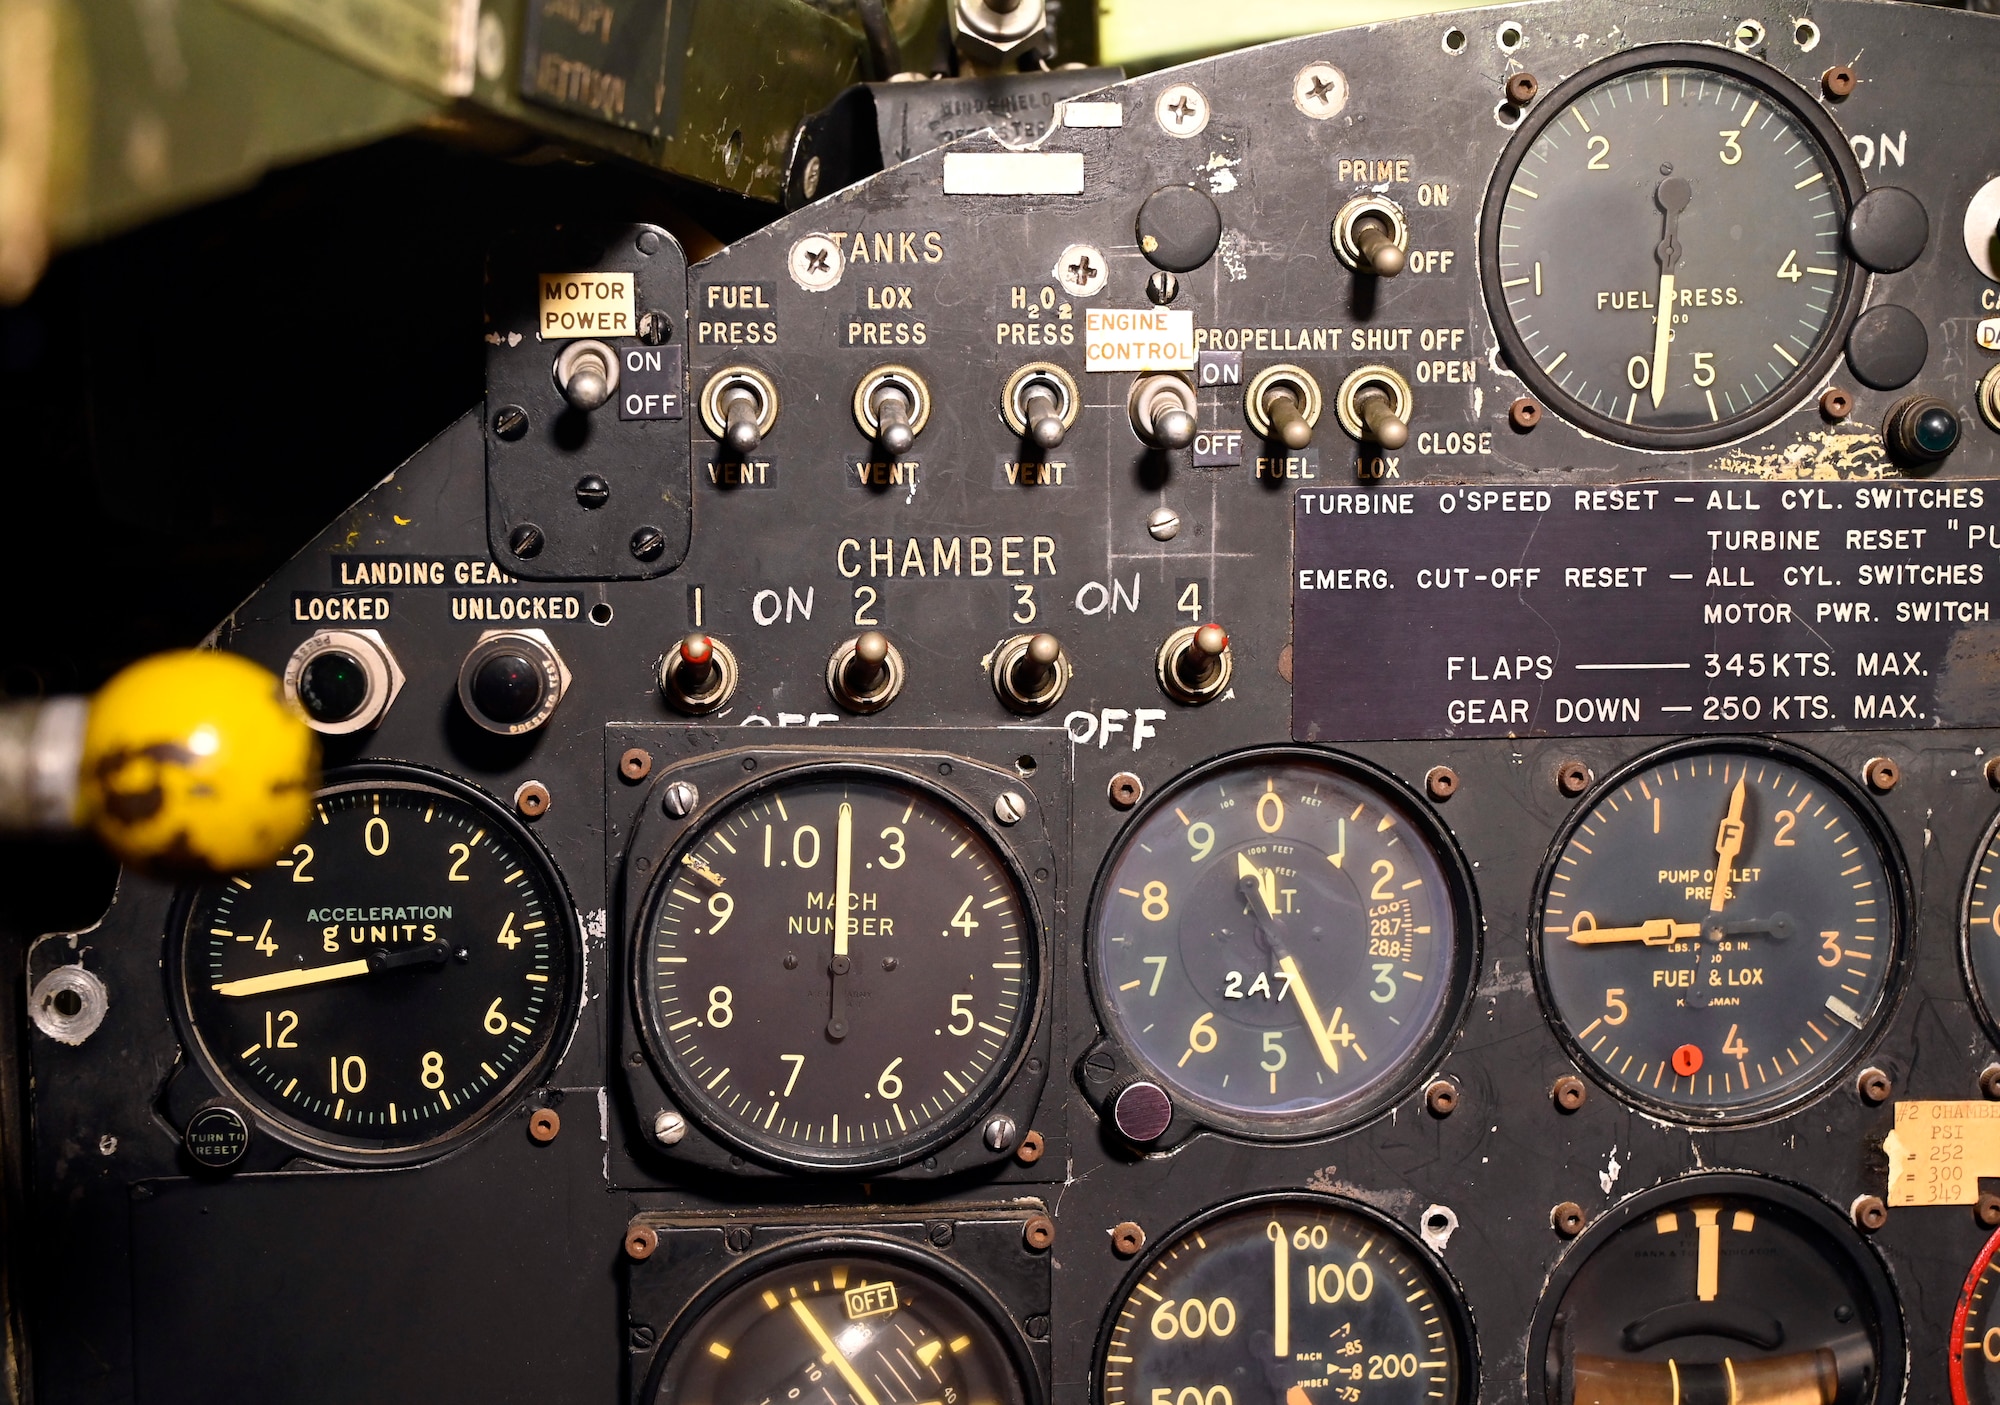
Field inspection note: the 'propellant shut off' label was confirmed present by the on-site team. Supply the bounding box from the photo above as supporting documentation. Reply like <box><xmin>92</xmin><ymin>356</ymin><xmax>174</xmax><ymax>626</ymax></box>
<box><xmin>1292</xmin><ymin>480</ymin><xmax>2000</xmax><ymax>741</ymax></box>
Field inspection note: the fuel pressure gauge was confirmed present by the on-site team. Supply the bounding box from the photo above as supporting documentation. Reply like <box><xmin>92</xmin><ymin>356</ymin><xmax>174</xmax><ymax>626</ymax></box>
<box><xmin>1533</xmin><ymin>742</ymin><xmax>1903</xmax><ymax>1122</ymax></box>
<box><xmin>1097</xmin><ymin>1193</ymin><xmax>1472</xmax><ymax>1405</ymax></box>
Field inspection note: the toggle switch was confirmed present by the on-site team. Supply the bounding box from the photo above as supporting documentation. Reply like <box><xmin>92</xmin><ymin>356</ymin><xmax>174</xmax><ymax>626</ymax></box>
<box><xmin>658</xmin><ymin>632</ymin><xmax>739</xmax><ymax>715</ymax></box>
<box><xmin>1128</xmin><ymin>374</ymin><xmax>1198</xmax><ymax>450</ymax></box>
<box><xmin>991</xmin><ymin>631</ymin><xmax>1072</xmax><ymax>714</ymax></box>
<box><xmin>1002</xmin><ymin>362</ymin><xmax>1081</xmax><ymax>450</ymax></box>
<box><xmin>1157</xmin><ymin>622</ymin><xmax>1233</xmax><ymax>705</ymax></box>
<box><xmin>1245</xmin><ymin>365</ymin><xmax>1322</xmax><ymax>450</ymax></box>
<box><xmin>854</xmin><ymin>366</ymin><xmax>931</xmax><ymax>456</ymax></box>
<box><xmin>826</xmin><ymin>630</ymin><xmax>906</xmax><ymax>714</ymax></box>
<box><xmin>700</xmin><ymin>367</ymin><xmax>780</xmax><ymax>456</ymax></box>
<box><xmin>554</xmin><ymin>339</ymin><xmax>619</xmax><ymax>411</ymax></box>
<box><xmin>1332</xmin><ymin>197</ymin><xmax>1409</xmax><ymax>278</ymax></box>
<box><xmin>1336</xmin><ymin>366</ymin><xmax>1412</xmax><ymax>449</ymax></box>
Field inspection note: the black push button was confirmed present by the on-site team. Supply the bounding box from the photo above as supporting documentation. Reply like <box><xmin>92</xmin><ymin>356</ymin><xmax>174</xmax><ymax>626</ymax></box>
<box><xmin>1846</xmin><ymin>304</ymin><xmax>1928</xmax><ymax>390</ymax></box>
<box><xmin>1846</xmin><ymin>187</ymin><xmax>1929</xmax><ymax>273</ymax></box>
<box><xmin>1137</xmin><ymin>185</ymin><xmax>1223</xmax><ymax>273</ymax></box>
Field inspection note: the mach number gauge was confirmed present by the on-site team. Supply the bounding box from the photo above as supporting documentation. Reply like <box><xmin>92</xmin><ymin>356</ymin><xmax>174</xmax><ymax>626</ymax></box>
<box><xmin>1531</xmin><ymin>1174</ymin><xmax>1900</xmax><ymax>1405</ymax></box>
<box><xmin>1089</xmin><ymin>751</ymin><xmax>1475</xmax><ymax>1137</ymax></box>
<box><xmin>647</xmin><ymin>1240</ymin><xmax>1034</xmax><ymax>1405</ymax></box>
<box><xmin>1534</xmin><ymin>742</ymin><xmax>1902</xmax><ymax>1122</ymax></box>
<box><xmin>1098</xmin><ymin>1194</ymin><xmax>1471</xmax><ymax>1405</ymax></box>
<box><xmin>639</xmin><ymin>766</ymin><xmax>1039</xmax><ymax>1171</ymax></box>
<box><xmin>1959</xmin><ymin>812</ymin><xmax>2000</xmax><ymax>1044</ymax></box>
<box><xmin>1481</xmin><ymin>45</ymin><xmax>1863</xmax><ymax>449</ymax></box>
<box><xmin>176</xmin><ymin>768</ymin><xmax>580</xmax><ymax>1159</ymax></box>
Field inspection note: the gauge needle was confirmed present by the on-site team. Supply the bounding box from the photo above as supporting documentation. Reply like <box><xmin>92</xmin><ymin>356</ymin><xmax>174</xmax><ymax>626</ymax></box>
<box><xmin>834</xmin><ymin>802</ymin><xmax>854</xmax><ymax>957</ymax></box>
<box><xmin>211</xmin><ymin>941</ymin><xmax>448</xmax><ymax>996</ymax></box>
<box><xmin>1649</xmin><ymin>175</ymin><xmax>1691</xmax><ymax>408</ymax></box>
<box><xmin>1235</xmin><ymin>851</ymin><xmax>1279</xmax><ymax>917</ymax></box>
<box><xmin>1565</xmin><ymin>916</ymin><xmax>1701</xmax><ymax>946</ymax></box>
<box><xmin>788</xmin><ymin>1299</ymin><xmax>883</xmax><ymax>1405</ymax></box>
<box><xmin>1235</xmin><ymin>864</ymin><xmax>1344</xmax><ymax>1073</ymax></box>
<box><xmin>1710</xmin><ymin>776</ymin><xmax>1747</xmax><ymax>915</ymax></box>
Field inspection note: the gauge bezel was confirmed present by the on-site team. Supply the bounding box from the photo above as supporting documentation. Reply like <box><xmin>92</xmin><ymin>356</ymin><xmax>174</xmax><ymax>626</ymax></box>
<box><xmin>166</xmin><ymin>762</ymin><xmax>584</xmax><ymax>1167</ymax></box>
<box><xmin>1090</xmin><ymin>1190</ymin><xmax>1477</xmax><ymax>1405</ymax></box>
<box><xmin>1477</xmin><ymin>42</ymin><xmax>1870</xmax><ymax>451</ymax></box>
<box><xmin>1525</xmin><ymin>1171</ymin><xmax>1907</xmax><ymax>1405</ymax></box>
<box><xmin>632</xmin><ymin>759</ymin><xmax>1048</xmax><ymax>1174</ymax></box>
<box><xmin>1083</xmin><ymin>746</ymin><xmax>1481</xmax><ymax>1141</ymax></box>
<box><xmin>1950</xmin><ymin>1223</ymin><xmax>2000</xmax><ymax>1405</ymax></box>
<box><xmin>1956</xmin><ymin>807</ymin><xmax>2000</xmax><ymax>1048</ymax></box>
<box><xmin>641</xmin><ymin>1232</ymin><xmax>1045</xmax><ymax>1405</ymax></box>
<box><xmin>1528</xmin><ymin>736</ymin><xmax>1910</xmax><ymax>1125</ymax></box>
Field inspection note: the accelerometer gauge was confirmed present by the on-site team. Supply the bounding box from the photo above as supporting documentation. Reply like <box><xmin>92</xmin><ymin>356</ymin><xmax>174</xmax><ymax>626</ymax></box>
<box><xmin>646</xmin><ymin>1239</ymin><xmax>1035</xmax><ymax>1405</ymax></box>
<box><xmin>1950</xmin><ymin>1225</ymin><xmax>2000</xmax><ymax>1405</ymax></box>
<box><xmin>1958</xmin><ymin>812</ymin><xmax>2000</xmax><ymax>1044</ymax></box>
<box><xmin>176</xmin><ymin>767</ymin><xmax>580</xmax><ymax>1159</ymax></box>
<box><xmin>1097</xmin><ymin>1193</ymin><xmax>1471</xmax><ymax>1405</ymax></box>
<box><xmin>1480</xmin><ymin>44</ymin><xmax>1865</xmax><ymax>449</ymax></box>
<box><xmin>1531</xmin><ymin>1174</ymin><xmax>1901</xmax><ymax>1405</ymax></box>
<box><xmin>639</xmin><ymin>766</ymin><xmax>1040</xmax><ymax>1171</ymax></box>
<box><xmin>1088</xmin><ymin>750</ymin><xmax>1476</xmax><ymax>1138</ymax></box>
<box><xmin>1534</xmin><ymin>741</ymin><xmax>1902</xmax><ymax>1121</ymax></box>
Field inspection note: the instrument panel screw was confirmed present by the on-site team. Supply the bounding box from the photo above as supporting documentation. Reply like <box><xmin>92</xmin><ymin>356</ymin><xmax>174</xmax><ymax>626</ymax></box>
<box><xmin>1552</xmin><ymin>1075</ymin><xmax>1588</xmax><ymax>1112</ymax></box>
<box><xmin>631</xmin><ymin>526</ymin><xmax>667</xmax><ymax>562</ymax></box>
<box><xmin>1016</xmin><ymin>1129</ymin><xmax>1045</xmax><ymax>1164</ymax></box>
<box><xmin>1864</xmin><ymin>757</ymin><xmax>1900</xmax><ymax>792</ymax></box>
<box><xmin>528</xmin><ymin>1107</ymin><xmax>561</xmax><ymax>1142</ymax></box>
<box><xmin>1147</xmin><ymin>506</ymin><xmax>1182</xmax><ymax>541</ymax></box>
<box><xmin>1023</xmin><ymin>1215</ymin><xmax>1055</xmax><ymax>1252</ymax></box>
<box><xmin>1109</xmin><ymin>772</ymin><xmax>1144</xmax><ymax>809</ymax></box>
<box><xmin>1111</xmin><ymin>1221</ymin><xmax>1146</xmax><ymax>1257</ymax></box>
<box><xmin>927</xmin><ymin>1221</ymin><xmax>955</xmax><ymax>1248</ymax></box>
<box><xmin>983</xmin><ymin>1114</ymin><xmax>1019</xmax><ymax>1151</ymax></box>
<box><xmin>1822</xmin><ymin>64</ymin><xmax>1858</xmax><ymax>99</ymax></box>
<box><xmin>1508</xmin><ymin>397</ymin><xmax>1542</xmax><ymax>431</ymax></box>
<box><xmin>636</xmin><ymin>229</ymin><xmax>661</xmax><ymax>255</ymax></box>
<box><xmin>619</xmin><ymin>748</ymin><xmax>653</xmax><ymax>782</ymax></box>
<box><xmin>625</xmin><ymin>1224</ymin><xmax>659</xmax><ymax>1260</ymax></box>
<box><xmin>514</xmin><ymin>781</ymin><xmax>551</xmax><ymax>818</ymax></box>
<box><xmin>662</xmin><ymin>781</ymin><xmax>700</xmax><ymax>818</ymax></box>
<box><xmin>493</xmin><ymin>405</ymin><xmax>530</xmax><ymax>441</ymax></box>
<box><xmin>1154</xmin><ymin>83</ymin><xmax>1210</xmax><ymax>138</ymax></box>
<box><xmin>1023</xmin><ymin>1315</ymin><xmax>1050</xmax><ymax>1340</ymax></box>
<box><xmin>994</xmin><ymin>793</ymin><xmax>1027</xmax><ymax>826</ymax></box>
<box><xmin>637</xmin><ymin>309</ymin><xmax>671</xmax><ymax>344</ymax></box>
<box><xmin>1979</xmin><ymin>1193</ymin><xmax>2000</xmax><ymax>1229</ymax></box>
<box><xmin>724</xmin><ymin>1226</ymin><xmax>754</xmax><ymax>1252</ymax></box>
<box><xmin>1980</xmin><ymin>1064</ymin><xmax>2000</xmax><ymax>1100</ymax></box>
<box><xmin>653</xmin><ymin>1110</ymin><xmax>687</xmax><ymax>1146</ymax></box>
<box><xmin>1504</xmin><ymin>71</ymin><xmax>1539</xmax><ymax>105</ymax></box>
<box><xmin>1292</xmin><ymin>62</ymin><xmax>1348</xmax><ymax>119</ymax></box>
<box><xmin>1850</xmin><ymin>1194</ymin><xmax>1888</xmax><ymax>1231</ymax></box>
<box><xmin>1551</xmin><ymin>1202</ymin><xmax>1586</xmax><ymax>1237</ymax></box>
<box><xmin>1857</xmin><ymin>1066</ymin><xmax>1893</xmax><ymax>1104</ymax></box>
<box><xmin>508</xmin><ymin>523</ymin><xmax>545</xmax><ymax>558</ymax></box>
<box><xmin>1820</xmin><ymin>387</ymin><xmax>1853</xmax><ymax>420</ymax></box>
<box><xmin>1555</xmin><ymin>759</ymin><xmax>1592</xmax><ymax>797</ymax></box>
<box><xmin>1146</xmin><ymin>271</ymin><xmax>1179</xmax><ymax>305</ymax></box>
<box><xmin>1425</xmin><ymin>766</ymin><xmax>1459</xmax><ymax>801</ymax></box>
<box><xmin>575</xmin><ymin>475</ymin><xmax>610</xmax><ymax>508</ymax></box>
<box><xmin>629</xmin><ymin>1324</ymin><xmax>657</xmax><ymax>1350</ymax></box>
<box><xmin>1424</xmin><ymin>1077</ymin><xmax>1459</xmax><ymax>1116</ymax></box>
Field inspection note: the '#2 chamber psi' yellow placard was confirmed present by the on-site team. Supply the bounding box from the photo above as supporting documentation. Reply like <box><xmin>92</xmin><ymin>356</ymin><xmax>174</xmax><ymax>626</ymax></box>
<box><xmin>1884</xmin><ymin>1101</ymin><xmax>2000</xmax><ymax>1205</ymax></box>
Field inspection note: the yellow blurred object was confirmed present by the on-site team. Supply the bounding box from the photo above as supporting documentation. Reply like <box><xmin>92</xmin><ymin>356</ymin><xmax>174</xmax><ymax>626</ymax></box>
<box><xmin>1097</xmin><ymin>0</ymin><xmax>1478</xmax><ymax>68</ymax></box>
<box><xmin>77</xmin><ymin>650</ymin><xmax>320</xmax><ymax>874</ymax></box>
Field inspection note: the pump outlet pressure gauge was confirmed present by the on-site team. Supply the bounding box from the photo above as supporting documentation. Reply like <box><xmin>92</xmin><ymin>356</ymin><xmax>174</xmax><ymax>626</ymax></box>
<box><xmin>637</xmin><ymin>765</ymin><xmax>1041</xmax><ymax>1172</ymax></box>
<box><xmin>1481</xmin><ymin>45</ymin><xmax>1864</xmax><ymax>449</ymax></box>
<box><xmin>174</xmin><ymin>767</ymin><xmax>581</xmax><ymax>1160</ymax></box>
<box><xmin>1097</xmin><ymin>1194</ymin><xmax>1473</xmax><ymax>1405</ymax></box>
<box><xmin>1087</xmin><ymin>750</ymin><xmax>1477</xmax><ymax>1138</ymax></box>
<box><xmin>1533</xmin><ymin>741</ymin><xmax>1903</xmax><ymax>1122</ymax></box>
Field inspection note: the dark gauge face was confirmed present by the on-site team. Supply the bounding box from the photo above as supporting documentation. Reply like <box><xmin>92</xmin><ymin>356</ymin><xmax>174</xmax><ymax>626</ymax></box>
<box><xmin>1535</xmin><ymin>743</ymin><xmax>1902</xmax><ymax>1122</ymax></box>
<box><xmin>1951</xmin><ymin>1227</ymin><xmax>2000</xmax><ymax>1405</ymax></box>
<box><xmin>1482</xmin><ymin>46</ymin><xmax>1863</xmax><ymax>449</ymax></box>
<box><xmin>1530</xmin><ymin>1174</ymin><xmax>1902</xmax><ymax>1405</ymax></box>
<box><xmin>1089</xmin><ymin>751</ymin><xmax>1476</xmax><ymax>1136</ymax></box>
<box><xmin>641</xmin><ymin>768</ymin><xmax>1039</xmax><ymax>1170</ymax></box>
<box><xmin>1960</xmin><ymin>813</ymin><xmax>2000</xmax><ymax>1044</ymax></box>
<box><xmin>649</xmin><ymin>1244</ymin><xmax>1033</xmax><ymax>1405</ymax></box>
<box><xmin>1098</xmin><ymin>1194</ymin><xmax>1472</xmax><ymax>1405</ymax></box>
<box><xmin>178</xmin><ymin>770</ymin><xmax>579</xmax><ymax>1157</ymax></box>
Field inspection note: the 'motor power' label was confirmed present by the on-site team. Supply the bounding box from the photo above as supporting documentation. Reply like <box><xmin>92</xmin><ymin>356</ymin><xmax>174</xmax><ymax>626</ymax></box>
<box><xmin>539</xmin><ymin>272</ymin><xmax>633</xmax><ymax>339</ymax></box>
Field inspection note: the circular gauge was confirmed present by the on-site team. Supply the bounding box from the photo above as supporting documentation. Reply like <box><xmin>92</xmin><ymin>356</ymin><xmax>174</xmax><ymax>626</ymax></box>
<box><xmin>639</xmin><ymin>766</ymin><xmax>1040</xmax><ymax>1171</ymax></box>
<box><xmin>1951</xmin><ymin>1226</ymin><xmax>2000</xmax><ymax>1404</ymax></box>
<box><xmin>1533</xmin><ymin>741</ymin><xmax>1903</xmax><ymax>1122</ymax></box>
<box><xmin>1096</xmin><ymin>1193</ymin><xmax>1472</xmax><ymax>1405</ymax></box>
<box><xmin>1530</xmin><ymin>1173</ymin><xmax>1902</xmax><ymax>1405</ymax></box>
<box><xmin>646</xmin><ymin>1238</ymin><xmax>1036</xmax><ymax>1405</ymax></box>
<box><xmin>1960</xmin><ymin>813</ymin><xmax>2000</xmax><ymax>1042</ymax></box>
<box><xmin>1087</xmin><ymin>750</ymin><xmax>1476</xmax><ymax>1137</ymax></box>
<box><xmin>1480</xmin><ymin>45</ymin><xmax>1865</xmax><ymax>449</ymax></box>
<box><xmin>176</xmin><ymin>767</ymin><xmax>580</xmax><ymax>1159</ymax></box>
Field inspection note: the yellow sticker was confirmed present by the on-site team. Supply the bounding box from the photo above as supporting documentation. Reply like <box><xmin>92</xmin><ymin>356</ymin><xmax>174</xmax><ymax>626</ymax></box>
<box><xmin>1883</xmin><ymin>1100</ymin><xmax>2000</xmax><ymax>1205</ymax></box>
<box><xmin>539</xmin><ymin>272</ymin><xmax>634</xmax><ymax>339</ymax></box>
